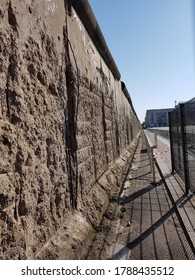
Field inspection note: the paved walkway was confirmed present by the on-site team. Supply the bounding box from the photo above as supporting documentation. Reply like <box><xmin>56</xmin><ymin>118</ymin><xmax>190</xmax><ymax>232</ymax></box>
<box><xmin>86</xmin><ymin>131</ymin><xmax>195</xmax><ymax>260</ymax></box>
<box><xmin>145</xmin><ymin>130</ymin><xmax>195</xmax><ymax>255</ymax></box>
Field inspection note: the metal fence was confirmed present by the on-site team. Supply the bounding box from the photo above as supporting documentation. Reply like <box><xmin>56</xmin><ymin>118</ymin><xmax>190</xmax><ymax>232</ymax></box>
<box><xmin>169</xmin><ymin>98</ymin><xmax>195</xmax><ymax>194</ymax></box>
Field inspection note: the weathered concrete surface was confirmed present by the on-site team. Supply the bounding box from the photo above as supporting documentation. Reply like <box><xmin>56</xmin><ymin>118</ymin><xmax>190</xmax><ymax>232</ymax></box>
<box><xmin>0</xmin><ymin>0</ymin><xmax>141</xmax><ymax>259</ymax></box>
<box><xmin>36</xmin><ymin>132</ymin><xmax>141</xmax><ymax>259</ymax></box>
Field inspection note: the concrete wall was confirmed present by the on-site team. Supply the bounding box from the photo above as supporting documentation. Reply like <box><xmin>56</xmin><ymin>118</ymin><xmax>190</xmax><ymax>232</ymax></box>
<box><xmin>0</xmin><ymin>0</ymin><xmax>141</xmax><ymax>259</ymax></box>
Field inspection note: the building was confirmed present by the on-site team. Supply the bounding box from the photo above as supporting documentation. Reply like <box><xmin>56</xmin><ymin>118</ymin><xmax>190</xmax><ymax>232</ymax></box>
<box><xmin>145</xmin><ymin>108</ymin><xmax>174</xmax><ymax>128</ymax></box>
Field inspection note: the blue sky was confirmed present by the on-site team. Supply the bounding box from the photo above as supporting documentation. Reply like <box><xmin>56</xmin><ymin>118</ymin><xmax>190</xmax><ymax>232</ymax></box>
<box><xmin>88</xmin><ymin>0</ymin><xmax>195</xmax><ymax>122</ymax></box>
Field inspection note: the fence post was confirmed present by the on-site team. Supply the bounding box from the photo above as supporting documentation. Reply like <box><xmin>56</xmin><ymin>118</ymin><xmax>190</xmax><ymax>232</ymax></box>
<box><xmin>144</xmin><ymin>130</ymin><xmax>156</xmax><ymax>185</ymax></box>
<box><xmin>154</xmin><ymin>130</ymin><xmax>157</xmax><ymax>148</ymax></box>
<box><xmin>169</xmin><ymin>112</ymin><xmax>175</xmax><ymax>174</ymax></box>
<box><xmin>180</xmin><ymin>104</ymin><xmax>189</xmax><ymax>194</ymax></box>
<box><xmin>150</xmin><ymin>146</ymin><xmax>156</xmax><ymax>185</ymax></box>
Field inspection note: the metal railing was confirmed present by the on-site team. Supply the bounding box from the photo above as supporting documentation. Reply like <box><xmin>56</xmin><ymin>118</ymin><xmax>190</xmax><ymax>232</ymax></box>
<box><xmin>169</xmin><ymin>98</ymin><xmax>195</xmax><ymax>194</ymax></box>
<box><xmin>147</xmin><ymin>127</ymin><xmax>170</xmax><ymax>139</ymax></box>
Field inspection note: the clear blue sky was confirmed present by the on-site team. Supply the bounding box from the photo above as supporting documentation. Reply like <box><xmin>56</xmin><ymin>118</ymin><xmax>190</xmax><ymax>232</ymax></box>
<box><xmin>88</xmin><ymin>0</ymin><xmax>195</xmax><ymax>122</ymax></box>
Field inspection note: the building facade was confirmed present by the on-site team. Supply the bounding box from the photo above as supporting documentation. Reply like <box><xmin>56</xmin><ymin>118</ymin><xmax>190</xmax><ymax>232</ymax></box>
<box><xmin>145</xmin><ymin>108</ymin><xmax>174</xmax><ymax>128</ymax></box>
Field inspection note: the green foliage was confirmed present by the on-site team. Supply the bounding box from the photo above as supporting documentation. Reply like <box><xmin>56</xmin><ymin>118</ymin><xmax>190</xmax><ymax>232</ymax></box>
<box><xmin>120</xmin><ymin>205</ymin><xmax>127</xmax><ymax>213</ymax></box>
<box><xmin>118</xmin><ymin>212</ymin><xmax>124</xmax><ymax>219</ymax></box>
<box><xmin>118</xmin><ymin>204</ymin><xmax>127</xmax><ymax>219</ymax></box>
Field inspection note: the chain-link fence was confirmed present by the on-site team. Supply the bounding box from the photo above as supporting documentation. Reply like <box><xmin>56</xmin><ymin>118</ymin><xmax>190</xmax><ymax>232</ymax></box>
<box><xmin>169</xmin><ymin>98</ymin><xmax>195</xmax><ymax>194</ymax></box>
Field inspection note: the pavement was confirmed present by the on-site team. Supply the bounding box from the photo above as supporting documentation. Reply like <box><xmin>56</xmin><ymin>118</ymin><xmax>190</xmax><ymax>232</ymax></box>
<box><xmin>87</xmin><ymin>131</ymin><xmax>195</xmax><ymax>260</ymax></box>
<box><xmin>144</xmin><ymin>130</ymin><xmax>195</xmax><ymax>256</ymax></box>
